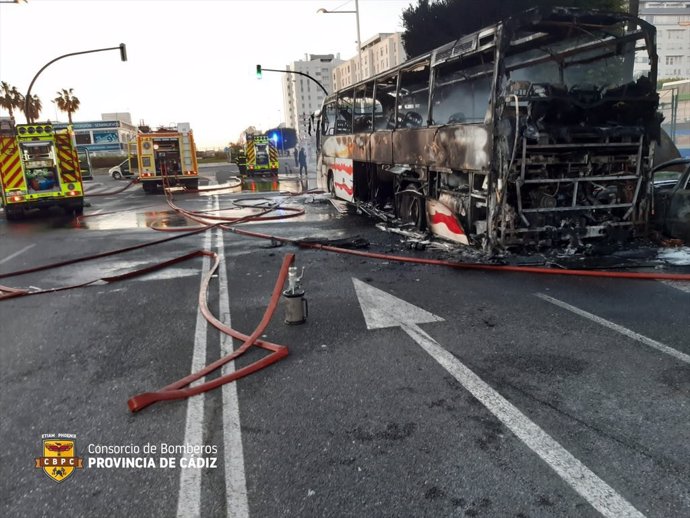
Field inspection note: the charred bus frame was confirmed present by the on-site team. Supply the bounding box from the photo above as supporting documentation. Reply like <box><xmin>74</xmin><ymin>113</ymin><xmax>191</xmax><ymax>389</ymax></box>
<box><xmin>315</xmin><ymin>8</ymin><xmax>659</xmax><ymax>251</ymax></box>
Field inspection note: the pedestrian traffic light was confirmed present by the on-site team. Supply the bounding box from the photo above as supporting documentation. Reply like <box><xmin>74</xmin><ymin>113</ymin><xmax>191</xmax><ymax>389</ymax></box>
<box><xmin>256</xmin><ymin>65</ymin><xmax>262</xmax><ymax>79</ymax></box>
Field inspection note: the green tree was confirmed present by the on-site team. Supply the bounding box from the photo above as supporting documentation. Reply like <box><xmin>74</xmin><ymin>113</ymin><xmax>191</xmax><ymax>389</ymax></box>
<box><xmin>401</xmin><ymin>0</ymin><xmax>628</xmax><ymax>59</ymax></box>
<box><xmin>0</xmin><ymin>81</ymin><xmax>25</xmax><ymax>119</ymax></box>
<box><xmin>53</xmin><ymin>88</ymin><xmax>80</xmax><ymax>124</ymax></box>
<box><xmin>21</xmin><ymin>94</ymin><xmax>42</xmax><ymax>123</ymax></box>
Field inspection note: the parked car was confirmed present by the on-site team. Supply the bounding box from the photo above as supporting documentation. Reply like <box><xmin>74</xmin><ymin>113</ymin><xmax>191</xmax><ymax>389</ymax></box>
<box><xmin>651</xmin><ymin>157</ymin><xmax>690</xmax><ymax>242</ymax></box>
<box><xmin>109</xmin><ymin>158</ymin><xmax>137</xmax><ymax>180</ymax></box>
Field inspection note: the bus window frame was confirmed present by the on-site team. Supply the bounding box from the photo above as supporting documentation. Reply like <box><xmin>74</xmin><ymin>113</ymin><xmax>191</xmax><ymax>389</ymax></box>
<box><xmin>396</xmin><ymin>59</ymin><xmax>432</xmax><ymax>129</ymax></box>
<box><xmin>321</xmin><ymin>96</ymin><xmax>337</xmax><ymax>136</ymax></box>
<box><xmin>353</xmin><ymin>82</ymin><xmax>376</xmax><ymax>133</ymax></box>
<box><xmin>336</xmin><ymin>88</ymin><xmax>355</xmax><ymax>135</ymax></box>
<box><xmin>373</xmin><ymin>71</ymin><xmax>400</xmax><ymax>131</ymax></box>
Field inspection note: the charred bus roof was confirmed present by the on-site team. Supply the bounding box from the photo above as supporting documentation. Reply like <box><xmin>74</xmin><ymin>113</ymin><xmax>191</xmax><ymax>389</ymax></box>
<box><xmin>324</xmin><ymin>7</ymin><xmax>656</xmax><ymax>104</ymax></box>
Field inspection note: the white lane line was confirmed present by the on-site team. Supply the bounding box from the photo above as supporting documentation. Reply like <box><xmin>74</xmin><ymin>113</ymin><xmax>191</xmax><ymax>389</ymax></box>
<box><xmin>659</xmin><ymin>280</ymin><xmax>690</xmax><ymax>294</ymax></box>
<box><xmin>176</xmin><ymin>200</ymin><xmax>213</xmax><ymax>518</ymax></box>
<box><xmin>216</xmin><ymin>207</ymin><xmax>249</xmax><ymax>518</ymax></box>
<box><xmin>0</xmin><ymin>244</ymin><xmax>36</xmax><ymax>265</ymax></box>
<box><xmin>536</xmin><ymin>293</ymin><xmax>690</xmax><ymax>365</ymax></box>
<box><xmin>403</xmin><ymin>323</ymin><xmax>645</xmax><ymax>518</ymax></box>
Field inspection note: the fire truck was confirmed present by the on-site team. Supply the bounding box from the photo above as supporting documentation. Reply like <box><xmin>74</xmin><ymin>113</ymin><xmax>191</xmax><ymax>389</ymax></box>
<box><xmin>137</xmin><ymin>123</ymin><xmax>198</xmax><ymax>192</ymax></box>
<box><xmin>245</xmin><ymin>133</ymin><xmax>279</xmax><ymax>175</ymax></box>
<box><xmin>1</xmin><ymin>117</ymin><xmax>84</xmax><ymax>220</ymax></box>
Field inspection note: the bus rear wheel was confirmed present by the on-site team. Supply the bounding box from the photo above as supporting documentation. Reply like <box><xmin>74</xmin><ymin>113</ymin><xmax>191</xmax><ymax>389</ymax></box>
<box><xmin>396</xmin><ymin>190</ymin><xmax>426</xmax><ymax>231</ymax></box>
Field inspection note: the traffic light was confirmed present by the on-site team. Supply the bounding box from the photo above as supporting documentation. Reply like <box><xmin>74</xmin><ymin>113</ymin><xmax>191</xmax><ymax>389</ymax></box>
<box><xmin>256</xmin><ymin>64</ymin><xmax>262</xmax><ymax>79</ymax></box>
<box><xmin>119</xmin><ymin>43</ymin><xmax>128</xmax><ymax>62</ymax></box>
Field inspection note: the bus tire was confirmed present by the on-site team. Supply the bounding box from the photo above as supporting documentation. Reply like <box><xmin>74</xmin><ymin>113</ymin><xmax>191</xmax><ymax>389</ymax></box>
<box><xmin>185</xmin><ymin>179</ymin><xmax>199</xmax><ymax>190</ymax></box>
<box><xmin>397</xmin><ymin>189</ymin><xmax>426</xmax><ymax>231</ymax></box>
<box><xmin>409</xmin><ymin>195</ymin><xmax>426</xmax><ymax>231</ymax></box>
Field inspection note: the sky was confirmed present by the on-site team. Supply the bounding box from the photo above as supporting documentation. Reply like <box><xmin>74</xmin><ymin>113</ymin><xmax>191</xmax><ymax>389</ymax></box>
<box><xmin>0</xmin><ymin>0</ymin><xmax>413</xmax><ymax>149</ymax></box>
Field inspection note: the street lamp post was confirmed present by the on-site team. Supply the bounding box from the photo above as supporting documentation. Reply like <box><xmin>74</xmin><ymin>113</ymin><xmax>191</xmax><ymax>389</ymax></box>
<box><xmin>317</xmin><ymin>0</ymin><xmax>362</xmax><ymax>81</ymax></box>
<box><xmin>24</xmin><ymin>43</ymin><xmax>127</xmax><ymax>123</ymax></box>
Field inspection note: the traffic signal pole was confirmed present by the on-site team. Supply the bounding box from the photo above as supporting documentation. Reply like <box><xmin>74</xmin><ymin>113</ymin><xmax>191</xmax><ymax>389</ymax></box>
<box><xmin>256</xmin><ymin>66</ymin><xmax>328</xmax><ymax>96</ymax></box>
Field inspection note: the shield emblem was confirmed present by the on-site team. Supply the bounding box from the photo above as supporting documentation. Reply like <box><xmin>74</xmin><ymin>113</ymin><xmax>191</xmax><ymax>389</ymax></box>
<box><xmin>37</xmin><ymin>439</ymin><xmax>80</xmax><ymax>483</ymax></box>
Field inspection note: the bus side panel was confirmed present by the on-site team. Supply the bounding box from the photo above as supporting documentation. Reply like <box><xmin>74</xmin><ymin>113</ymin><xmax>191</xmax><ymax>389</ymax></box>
<box><xmin>353</xmin><ymin>133</ymin><xmax>370</xmax><ymax>163</ymax></box>
<box><xmin>432</xmin><ymin>125</ymin><xmax>491</xmax><ymax>172</ymax></box>
<box><xmin>369</xmin><ymin>131</ymin><xmax>393</xmax><ymax>165</ymax></box>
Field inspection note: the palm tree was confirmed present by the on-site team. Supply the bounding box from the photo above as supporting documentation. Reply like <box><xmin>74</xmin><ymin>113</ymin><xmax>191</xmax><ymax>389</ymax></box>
<box><xmin>0</xmin><ymin>81</ymin><xmax>24</xmax><ymax>119</ymax></box>
<box><xmin>53</xmin><ymin>88</ymin><xmax>80</xmax><ymax>124</ymax></box>
<box><xmin>21</xmin><ymin>94</ymin><xmax>42</xmax><ymax>123</ymax></box>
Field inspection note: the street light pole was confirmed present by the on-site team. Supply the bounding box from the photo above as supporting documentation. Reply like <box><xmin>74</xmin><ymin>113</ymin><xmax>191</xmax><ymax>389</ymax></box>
<box><xmin>317</xmin><ymin>1</ymin><xmax>362</xmax><ymax>81</ymax></box>
<box><xmin>24</xmin><ymin>43</ymin><xmax>127</xmax><ymax>123</ymax></box>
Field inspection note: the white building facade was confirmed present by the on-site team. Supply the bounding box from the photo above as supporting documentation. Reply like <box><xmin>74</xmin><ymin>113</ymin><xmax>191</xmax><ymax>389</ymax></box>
<box><xmin>282</xmin><ymin>54</ymin><xmax>343</xmax><ymax>142</ymax></box>
<box><xmin>332</xmin><ymin>32</ymin><xmax>407</xmax><ymax>90</ymax></box>
<box><xmin>638</xmin><ymin>1</ymin><xmax>690</xmax><ymax>79</ymax></box>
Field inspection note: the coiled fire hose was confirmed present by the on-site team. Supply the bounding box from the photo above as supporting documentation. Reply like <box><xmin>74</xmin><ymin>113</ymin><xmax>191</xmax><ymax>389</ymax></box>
<box><xmin>127</xmin><ymin>253</ymin><xmax>293</xmax><ymax>412</ymax></box>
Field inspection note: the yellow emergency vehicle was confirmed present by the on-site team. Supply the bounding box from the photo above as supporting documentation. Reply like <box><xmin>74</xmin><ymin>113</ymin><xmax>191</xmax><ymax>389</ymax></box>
<box><xmin>0</xmin><ymin>117</ymin><xmax>84</xmax><ymax>220</ymax></box>
<box><xmin>245</xmin><ymin>133</ymin><xmax>279</xmax><ymax>175</ymax></box>
<box><xmin>137</xmin><ymin>123</ymin><xmax>199</xmax><ymax>193</ymax></box>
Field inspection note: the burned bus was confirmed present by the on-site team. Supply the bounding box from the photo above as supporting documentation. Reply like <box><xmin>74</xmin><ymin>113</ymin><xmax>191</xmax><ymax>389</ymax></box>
<box><xmin>315</xmin><ymin>8</ymin><xmax>660</xmax><ymax>251</ymax></box>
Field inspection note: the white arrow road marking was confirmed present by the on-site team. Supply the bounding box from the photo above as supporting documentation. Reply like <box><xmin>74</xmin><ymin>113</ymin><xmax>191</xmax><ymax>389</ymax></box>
<box><xmin>353</xmin><ymin>278</ymin><xmax>645</xmax><ymax>518</ymax></box>
<box><xmin>536</xmin><ymin>293</ymin><xmax>690</xmax><ymax>365</ymax></box>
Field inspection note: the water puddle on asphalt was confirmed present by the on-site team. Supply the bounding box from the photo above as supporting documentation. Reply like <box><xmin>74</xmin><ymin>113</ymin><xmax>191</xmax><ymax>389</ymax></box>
<box><xmin>73</xmin><ymin>175</ymin><xmax>329</xmax><ymax>230</ymax></box>
<box><xmin>240</xmin><ymin>174</ymin><xmax>309</xmax><ymax>194</ymax></box>
<box><xmin>78</xmin><ymin>210</ymin><xmax>193</xmax><ymax>230</ymax></box>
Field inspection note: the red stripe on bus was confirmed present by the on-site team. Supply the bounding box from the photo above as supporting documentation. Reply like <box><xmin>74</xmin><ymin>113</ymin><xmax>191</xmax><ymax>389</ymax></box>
<box><xmin>429</xmin><ymin>210</ymin><xmax>465</xmax><ymax>235</ymax></box>
<box><xmin>332</xmin><ymin>162</ymin><xmax>353</xmax><ymax>175</ymax></box>
<box><xmin>334</xmin><ymin>181</ymin><xmax>353</xmax><ymax>195</ymax></box>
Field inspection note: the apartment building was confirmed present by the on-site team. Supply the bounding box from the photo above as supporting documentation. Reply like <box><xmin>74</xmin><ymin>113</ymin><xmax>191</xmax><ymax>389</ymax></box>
<box><xmin>636</xmin><ymin>1</ymin><xmax>690</xmax><ymax>79</ymax></box>
<box><xmin>282</xmin><ymin>54</ymin><xmax>343</xmax><ymax>141</ymax></box>
<box><xmin>332</xmin><ymin>32</ymin><xmax>407</xmax><ymax>91</ymax></box>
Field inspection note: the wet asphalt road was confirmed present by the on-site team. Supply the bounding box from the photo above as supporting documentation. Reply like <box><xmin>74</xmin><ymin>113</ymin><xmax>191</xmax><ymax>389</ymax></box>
<box><xmin>1</xmin><ymin>162</ymin><xmax>689</xmax><ymax>518</ymax></box>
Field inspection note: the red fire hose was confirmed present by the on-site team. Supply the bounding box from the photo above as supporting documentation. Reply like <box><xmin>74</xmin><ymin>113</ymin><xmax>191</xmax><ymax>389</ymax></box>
<box><xmin>127</xmin><ymin>253</ymin><xmax>294</xmax><ymax>412</ymax></box>
<box><xmin>223</xmin><ymin>225</ymin><xmax>690</xmax><ymax>282</ymax></box>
